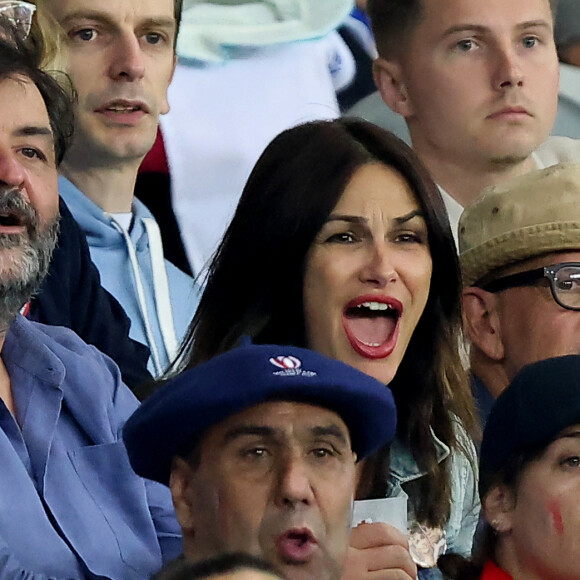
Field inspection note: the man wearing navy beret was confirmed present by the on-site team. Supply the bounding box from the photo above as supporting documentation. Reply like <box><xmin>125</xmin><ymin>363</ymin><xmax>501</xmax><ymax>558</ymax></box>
<box><xmin>124</xmin><ymin>342</ymin><xmax>398</xmax><ymax>580</ymax></box>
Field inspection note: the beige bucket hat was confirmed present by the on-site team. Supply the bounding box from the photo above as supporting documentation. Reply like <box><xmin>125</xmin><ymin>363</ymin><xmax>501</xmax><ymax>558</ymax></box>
<box><xmin>459</xmin><ymin>163</ymin><xmax>580</xmax><ymax>287</ymax></box>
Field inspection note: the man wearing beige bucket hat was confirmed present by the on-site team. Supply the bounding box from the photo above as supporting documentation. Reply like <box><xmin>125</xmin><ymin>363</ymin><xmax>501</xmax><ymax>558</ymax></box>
<box><xmin>459</xmin><ymin>162</ymin><xmax>580</xmax><ymax>420</ymax></box>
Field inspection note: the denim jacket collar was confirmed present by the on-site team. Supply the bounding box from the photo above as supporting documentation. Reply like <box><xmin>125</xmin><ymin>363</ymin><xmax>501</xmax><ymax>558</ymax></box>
<box><xmin>389</xmin><ymin>430</ymin><xmax>450</xmax><ymax>484</ymax></box>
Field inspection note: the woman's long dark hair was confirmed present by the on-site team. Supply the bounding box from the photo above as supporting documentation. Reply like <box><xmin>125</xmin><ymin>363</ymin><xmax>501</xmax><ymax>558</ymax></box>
<box><xmin>174</xmin><ymin>118</ymin><xmax>477</xmax><ymax>527</ymax></box>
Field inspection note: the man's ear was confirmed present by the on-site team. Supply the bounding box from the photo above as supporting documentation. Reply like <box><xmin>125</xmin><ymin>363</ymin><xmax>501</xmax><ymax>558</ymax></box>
<box><xmin>169</xmin><ymin>456</ymin><xmax>197</xmax><ymax>533</ymax></box>
<box><xmin>483</xmin><ymin>484</ymin><xmax>516</xmax><ymax>534</ymax></box>
<box><xmin>462</xmin><ymin>287</ymin><xmax>505</xmax><ymax>361</ymax></box>
<box><xmin>373</xmin><ymin>57</ymin><xmax>414</xmax><ymax>118</ymax></box>
<box><xmin>160</xmin><ymin>54</ymin><xmax>177</xmax><ymax>116</ymax></box>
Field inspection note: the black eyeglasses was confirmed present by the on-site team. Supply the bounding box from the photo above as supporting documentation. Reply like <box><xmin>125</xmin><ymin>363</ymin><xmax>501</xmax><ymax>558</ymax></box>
<box><xmin>482</xmin><ymin>262</ymin><xmax>580</xmax><ymax>311</ymax></box>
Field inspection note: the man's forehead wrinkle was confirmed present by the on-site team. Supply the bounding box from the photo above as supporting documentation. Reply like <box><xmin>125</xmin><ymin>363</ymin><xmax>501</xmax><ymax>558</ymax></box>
<box><xmin>223</xmin><ymin>425</ymin><xmax>277</xmax><ymax>444</ymax></box>
<box><xmin>0</xmin><ymin>81</ymin><xmax>52</xmax><ymax>140</ymax></box>
<box><xmin>441</xmin><ymin>19</ymin><xmax>551</xmax><ymax>34</ymax></box>
<box><xmin>15</xmin><ymin>126</ymin><xmax>53</xmax><ymax>138</ymax></box>
<box><xmin>0</xmin><ymin>123</ymin><xmax>52</xmax><ymax>137</ymax></box>
<box><xmin>220</xmin><ymin>422</ymin><xmax>349</xmax><ymax>446</ymax></box>
<box><xmin>58</xmin><ymin>7</ymin><xmax>175</xmax><ymax>26</ymax></box>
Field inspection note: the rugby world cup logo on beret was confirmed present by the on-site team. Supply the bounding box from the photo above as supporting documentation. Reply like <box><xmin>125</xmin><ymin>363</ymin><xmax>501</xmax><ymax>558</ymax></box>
<box><xmin>269</xmin><ymin>355</ymin><xmax>317</xmax><ymax>377</ymax></box>
<box><xmin>270</xmin><ymin>356</ymin><xmax>301</xmax><ymax>370</ymax></box>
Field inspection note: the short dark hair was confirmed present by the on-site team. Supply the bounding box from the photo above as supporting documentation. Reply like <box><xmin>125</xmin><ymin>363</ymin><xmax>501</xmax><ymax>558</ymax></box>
<box><xmin>154</xmin><ymin>553</ymin><xmax>283</xmax><ymax>580</ymax></box>
<box><xmin>368</xmin><ymin>0</ymin><xmax>559</xmax><ymax>58</ymax></box>
<box><xmin>174</xmin><ymin>0</ymin><xmax>183</xmax><ymax>45</ymax></box>
<box><xmin>367</xmin><ymin>0</ymin><xmax>423</xmax><ymax>58</ymax></box>
<box><xmin>0</xmin><ymin>23</ymin><xmax>73</xmax><ymax>166</ymax></box>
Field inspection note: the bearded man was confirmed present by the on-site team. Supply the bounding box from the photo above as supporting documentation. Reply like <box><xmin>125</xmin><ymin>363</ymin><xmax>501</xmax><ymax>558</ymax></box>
<box><xmin>0</xmin><ymin>25</ymin><xmax>180</xmax><ymax>580</ymax></box>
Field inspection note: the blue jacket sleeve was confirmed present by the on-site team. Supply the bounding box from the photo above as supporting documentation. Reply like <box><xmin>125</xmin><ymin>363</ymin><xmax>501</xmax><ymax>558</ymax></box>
<box><xmin>0</xmin><ymin>547</ymin><xmax>82</xmax><ymax>580</ymax></box>
<box><xmin>105</xmin><ymin>352</ymin><xmax>182</xmax><ymax>562</ymax></box>
<box><xmin>28</xmin><ymin>198</ymin><xmax>153</xmax><ymax>393</ymax></box>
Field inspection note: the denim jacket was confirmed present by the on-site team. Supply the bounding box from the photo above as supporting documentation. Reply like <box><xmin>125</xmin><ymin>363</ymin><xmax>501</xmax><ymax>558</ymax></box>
<box><xmin>387</xmin><ymin>424</ymin><xmax>480</xmax><ymax>580</ymax></box>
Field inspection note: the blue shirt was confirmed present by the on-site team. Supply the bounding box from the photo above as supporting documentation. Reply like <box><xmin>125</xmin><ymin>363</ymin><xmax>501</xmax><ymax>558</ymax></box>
<box><xmin>0</xmin><ymin>315</ymin><xmax>181</xmax><ymax>579</ymax></box>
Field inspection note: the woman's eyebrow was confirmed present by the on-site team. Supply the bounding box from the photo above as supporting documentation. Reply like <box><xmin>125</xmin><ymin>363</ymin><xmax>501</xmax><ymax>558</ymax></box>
<box><xmin>393</xmin><ymin>210</ymin><xmax>424</xmax><ymax>225</ymax></box>
<box><xmin>325</xmin><ymin>211</ymin><xmax>425</xmax><ymax>226</ymax></box>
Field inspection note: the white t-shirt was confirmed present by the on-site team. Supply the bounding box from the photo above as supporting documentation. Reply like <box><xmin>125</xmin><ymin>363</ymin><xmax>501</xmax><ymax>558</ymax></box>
<box><xmin>162</xmin><ymin>31</ymin><xmax>355</xmax><ymax>276</ymax></box>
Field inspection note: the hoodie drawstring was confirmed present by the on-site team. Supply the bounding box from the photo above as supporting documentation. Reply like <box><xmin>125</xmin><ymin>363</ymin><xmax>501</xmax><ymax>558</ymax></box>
<box><xmin>112</xmin><ymin>218</ymin><xmax>178</xmax><ymax>377</ymax></box>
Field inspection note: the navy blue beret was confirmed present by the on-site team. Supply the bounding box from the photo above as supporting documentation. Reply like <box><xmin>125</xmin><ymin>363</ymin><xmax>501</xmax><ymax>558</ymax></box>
<box><xmin>123</xmin><ymin>343</ymin><xmax>397</xmax><ymax>485</ymax></box>
<box><xmin>480</xmin><ymin>355</ymin><xmax>580</xmax><ymax>497</ymax></box>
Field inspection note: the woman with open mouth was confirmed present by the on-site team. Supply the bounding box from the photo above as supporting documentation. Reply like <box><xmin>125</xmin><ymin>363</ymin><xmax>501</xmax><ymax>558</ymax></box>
<box><xmin>172</xmin><ymin>118</ymin><xmax>479</xmax><ymax>579</ymax></box>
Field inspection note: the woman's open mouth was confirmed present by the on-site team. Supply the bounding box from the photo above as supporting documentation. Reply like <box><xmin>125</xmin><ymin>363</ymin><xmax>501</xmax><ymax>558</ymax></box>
<box><xmin>342</xmin><ymin>295</ymin><xmax>402</xmax><ymax>359</ymax></box>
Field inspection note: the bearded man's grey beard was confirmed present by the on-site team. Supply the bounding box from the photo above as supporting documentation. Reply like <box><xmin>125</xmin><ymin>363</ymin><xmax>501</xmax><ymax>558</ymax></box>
<box><xmin>0</xmin><ymin>190</ymin><xmax>59</xmax><ymax>332</ymax></box>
